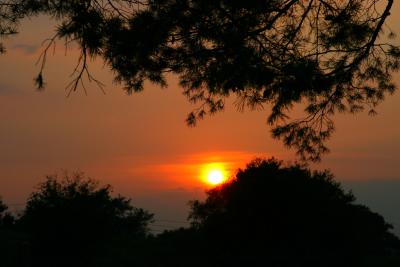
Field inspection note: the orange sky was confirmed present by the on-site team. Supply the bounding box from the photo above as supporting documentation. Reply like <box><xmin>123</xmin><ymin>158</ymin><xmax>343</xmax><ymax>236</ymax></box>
<box><xmin>1</xmin><ymin>6</ymin><xmax>400</xmax><ymax>233</ymax></box>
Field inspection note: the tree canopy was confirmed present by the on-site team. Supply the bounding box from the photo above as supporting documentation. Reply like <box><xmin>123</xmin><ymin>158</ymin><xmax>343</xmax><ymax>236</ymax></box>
<box><xmin>189</xmin><ymin>158</ymin><xmax>400</xmax><ymax>266</ymax></box>
<box><xmin>0</xmin><ymin>197</ymin><xmax>9</xmax><ymax>227</ymax></box>
<box><xmin>0</xmin><ymin>197</ymin><xmax>6</xmax><ymax>216</ymax></box>
<box><xmin>0</xmin><ymin>167</ymin><xmax>399</xmax><ymax>266</ymax></box>
<box><xmin>0</xmin><ymin>197</ymin><xmax>14</xmax><ymax>228</ymax></box>
<box><xmin>0</xmin><ymin>0</ymin><xmax>399</xmax><ymax>160</ymax></box>
<box><xmin>19</xmin><ymin>172</ymin><xmax>153</xmax><ymax>267</ymax></box>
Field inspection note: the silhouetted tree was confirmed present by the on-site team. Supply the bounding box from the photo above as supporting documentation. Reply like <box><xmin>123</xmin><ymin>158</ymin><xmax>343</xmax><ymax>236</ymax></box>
<box><xmin>1</xmin><ymin>0</ymin><xmax>399</xmax><ymax>160</ymax></box>
<box><xmin>0</xmin><ymin>197</ymin><xmax>7</xmax><ymax>219</ymax></box>
<box><xmin>0</xmin><ymin>197</ymin><xmax>14</xmax><ymax>228</ymax></box>
<box><xmin>144</xmin><ymin>228</ymin><xmax>209</xmax><ymax>267</ymax></box>
<box><xmin>189</xmin><ymin>158</ymin><xmax>400</xmax><ymax>267</ymax></box>
<box><xmin>19</xmin><ymin>172</ymin><xmax>153</xmax><ymax>267</ymax></box>
<box><xmin>0</xmin><ymin>198</ymin><xmax>22</xmax><ymax>267</ymax></box>
<box><xmin>95</xmin><ymin>227</ymin><xmax>210</xmax><ymax>267</ymax></box>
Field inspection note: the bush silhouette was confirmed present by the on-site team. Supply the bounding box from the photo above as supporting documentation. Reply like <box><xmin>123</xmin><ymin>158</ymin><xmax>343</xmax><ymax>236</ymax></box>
<box><xmin>189</xmin><ymin>158</ymin><xmax>400</xmax><ymax>267</ymax></box>
<box><xmin>19</xmin><ymin>172</ymin><xmax>153</xmax><ymax>267</ymax></box>
<box><xmin>0</xmin><ymin>198</ymin><xmax>14</xmax><ymax>228</ymax></box>
<box><xmin>0</xmin><ymin>198</ymin><xmax>8</xmax><ymax>227</ymax></box>
<box><xmin>1</xmin><ymin>164</ymin><xmax>400</xmax><ymax>267</ymax></box>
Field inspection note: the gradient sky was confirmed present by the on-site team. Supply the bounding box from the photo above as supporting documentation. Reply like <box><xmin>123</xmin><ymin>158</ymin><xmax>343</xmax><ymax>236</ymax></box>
<box><xmin>1</xmin><ymin>5</ymin><xmax>400</xmax><ymax>234</ymax></box>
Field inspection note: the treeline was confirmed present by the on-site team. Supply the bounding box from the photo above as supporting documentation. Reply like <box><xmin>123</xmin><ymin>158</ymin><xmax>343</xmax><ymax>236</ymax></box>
<box><xmin>1</xmin><ymin>158</ymin><xmax>400</xmax><ymax>267</ymax></box>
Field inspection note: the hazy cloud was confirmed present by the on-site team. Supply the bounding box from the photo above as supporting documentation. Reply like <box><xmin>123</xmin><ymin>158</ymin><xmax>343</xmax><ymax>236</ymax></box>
<box><xmin>11</xmin><ymin>43</ymin><xmax>40</xmax><ymax>55</ymax></box>
<box><xmin>0</xmin><ymin>82</ymin><xmax>19</xmax><ymax>95</ymax></box>
<box><xmin>344</xmin><ymin>180</ymin><xmax>400</xmax><ymax>237</ymax></box>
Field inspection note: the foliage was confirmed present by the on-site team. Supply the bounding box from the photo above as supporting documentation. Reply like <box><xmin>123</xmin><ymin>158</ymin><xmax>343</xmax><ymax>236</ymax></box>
<box><xmin>95</xmin><ymin>228</ymin><xmax>210</xmax><ymax>267</ymax></box>
<box><xmin>1</xmin><ymin>0</ymin><xmax>399</xmax><ymax>160</ymax></box>
<box><xmin>0</xmin><ymin>166</ymin><xmax>400</xmax><ymax>266</ymax></box>
<box><xmin>19</xmin><ymin>172</ymin><xmax>153</xmax><ymax>267</ymax></box>
<box><xmin>0</xmin><ymin>197</ymin><xmax>14</xmax><ymax>228</ymax></box>
<box><xmin>189</xmin><ymin>158</ymin><xmax>400</xmax><ymax>266</ymax></box>
<box><xmin>0</xmin><ymin>198</ymin><xmax>22</xmax><ymax>267</ymax></box>
<box><xmin>0</xmin><ymin>2</ymin><xmax>19</xmax><ymax>53</ymax></box>
<box><xmin>0</xmin><ymin>197</ymin><xmax>7</xmax><ymax>216</ymax></box>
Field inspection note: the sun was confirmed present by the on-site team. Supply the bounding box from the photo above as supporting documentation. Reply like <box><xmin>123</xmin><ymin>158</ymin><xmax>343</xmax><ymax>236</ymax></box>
<box><xmin>207</xmin><ymin>169</ymin><xmax>224</xmax><ymax>185</ymax></box>
<box><xmin>201</xmin><ymin>163</ymin><xmax>228</xmax><ymax>186</ymax></box>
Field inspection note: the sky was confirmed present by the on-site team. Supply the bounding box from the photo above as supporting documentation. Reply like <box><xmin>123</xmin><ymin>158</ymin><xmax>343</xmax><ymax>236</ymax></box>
<box><xmin>1</xmin><ymin>5</ymin><xmax>400</xmax><ymax>235</ymax></box>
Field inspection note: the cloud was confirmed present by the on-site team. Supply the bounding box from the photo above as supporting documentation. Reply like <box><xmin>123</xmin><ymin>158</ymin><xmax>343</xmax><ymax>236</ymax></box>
<box><xmin>344</xmin><ymin>180</ymin><xmax>400</xmax><ymax>237</ymax></box>
<box><xmin>0</xmin><ymin>82</ymin><xmax>19</xmax><ymax>96</ymax></box>
<box><xmin>11</xmin><ymin>43</ymin><xmax>40</xmax><ymax>55</ymax></box>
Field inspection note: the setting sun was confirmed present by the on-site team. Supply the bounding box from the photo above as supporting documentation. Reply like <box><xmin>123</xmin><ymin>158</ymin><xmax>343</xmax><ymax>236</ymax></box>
<box><xmin>207</xmin><ymin>169</ymin><xmax>224</xmax><ymax>185</ymax></box>
<box><xmin>201</xmin><ymin>162</ymin><xmax>228</xmax><ymax>186</ymax></box>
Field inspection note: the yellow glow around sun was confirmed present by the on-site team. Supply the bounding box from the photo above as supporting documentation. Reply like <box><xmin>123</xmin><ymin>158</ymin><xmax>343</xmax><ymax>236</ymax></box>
<box><xmin>201</xmin><ymin>163</ymin><xmax>228</xmax><ymax>186</ymax></box>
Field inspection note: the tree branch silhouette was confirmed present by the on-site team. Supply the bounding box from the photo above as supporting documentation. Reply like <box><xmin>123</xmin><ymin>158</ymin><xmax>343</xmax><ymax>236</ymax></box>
<box><xmin>1</xmin><ymin>0</ymin><xmax>399</xmax><ymax>161</ymax></box>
